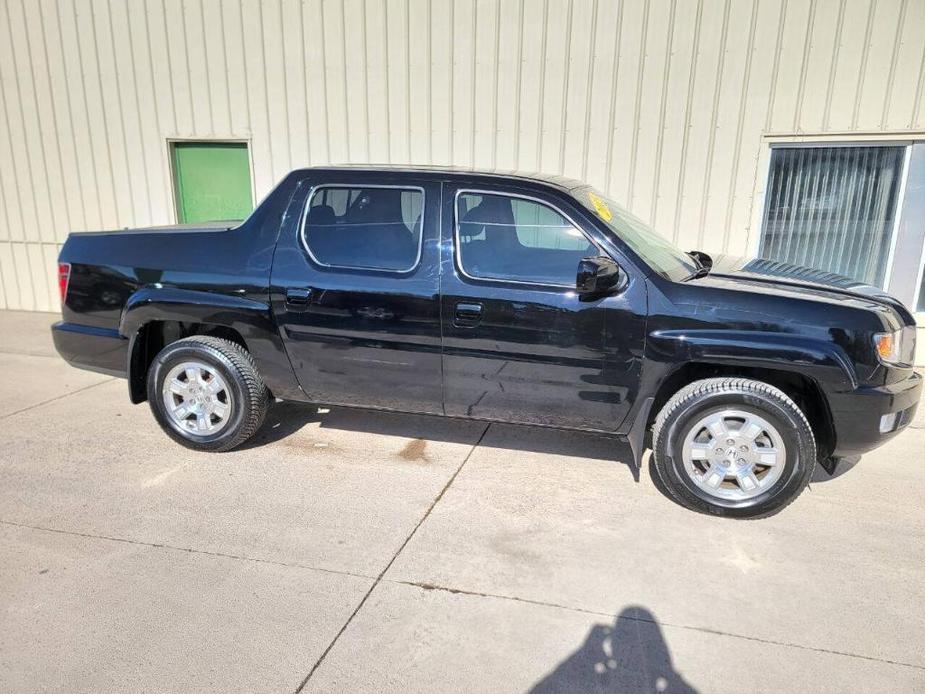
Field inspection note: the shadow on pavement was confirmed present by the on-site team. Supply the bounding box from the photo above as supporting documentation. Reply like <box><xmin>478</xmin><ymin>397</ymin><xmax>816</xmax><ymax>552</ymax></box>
<box><xmin>529</xmin><ymin>606</ymin><xmax>698</xmax><ymax>694</ymax></box>
<box><xmin>240</xmin><ymin>400</ymin><xmax>639</xmax><ymax>479</ymax></box>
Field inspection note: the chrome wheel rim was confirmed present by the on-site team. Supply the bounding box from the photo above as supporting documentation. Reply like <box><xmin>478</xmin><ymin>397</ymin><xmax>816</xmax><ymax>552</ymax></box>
<box><xmin>681</xmin><ymin>409</ymin><xmax>786</xmax><ymax>501</ymax></box>
<box><xmin>161</xmin><ymin>361</ymin><xmax>233</xmax><ymax>437</ymax></box>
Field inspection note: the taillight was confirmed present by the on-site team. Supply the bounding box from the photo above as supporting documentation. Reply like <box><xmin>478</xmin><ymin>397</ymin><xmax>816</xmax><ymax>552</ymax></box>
<box><xmin>58</xmin><ymin>263</ymin><xmax>71</xmax><ymax>303</ymax></box>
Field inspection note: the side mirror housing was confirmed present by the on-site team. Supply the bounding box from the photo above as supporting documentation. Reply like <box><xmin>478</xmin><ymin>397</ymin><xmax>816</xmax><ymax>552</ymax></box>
<box><xmin>576</xmin><ymin>256</ymin><xmax>622</xmax><ymax>297</ymax></box>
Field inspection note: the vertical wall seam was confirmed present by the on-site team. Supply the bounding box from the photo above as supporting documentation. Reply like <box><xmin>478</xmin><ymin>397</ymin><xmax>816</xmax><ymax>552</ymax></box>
<box><xmin>95</xmin><ymin>0</ymin><xmax>138</xmax><ymax>225</ymax></box>
<box><xmin>300</xmin><ymin>0</ymin><xmax>312</xmax><ymax>164</ymax></box>
<box><xmin>490</xmin><ymin>0</ymin><xmax>501</xmax><ymax>169</ymax></box>
<box><xmin>218</xmin><ymin>0</ymin><xmax>233</xmax><ymax>132</ymax></box>
<box><xmin>177</xmin><ymin>0</ymin><xmax>195</xmax><ymax>133</ymax></box>
<box><xmin>555</xmin><ymin>0</ymin><xmax>574</xmax><ymax>174</ymax></box>
<box><xmin>850</xmin><ymin>0</ymin><xmax>877</xmax><ymax>130</ymax></box>
<box><xmin>0</xmin><ymin>81</ymin><xmax>26</xmax><ymax>307</ymax></box>
<box><xmin>405</xmin><ymin>0</ymin><xmax>412</xmax><ymax>163</ymax></box>
<box><xmin>602</xmin><ymin>0</ymin><xmax>625</xmax><ymax>193</ymax></box>
<box><xmin>156</xmin><ymin>0</ymin><xmax>179</xmax><ymax>133</ymax></box>
<box><xmin>468</xmin><ymin>0</ymin><xmax>477</xmax><ymax>166</ymax></box>
<box><xmin>142</xmin><ymin>0</ymin><xmax>173</xmax><ymax>221</ymax></box>
<box><xmin>43</xmin><ymin>0</ymin><xmax>88</xmax><ymax>230</ymax></box>
<box><xmin>534</xmin><ymin>0</ymin><xmax>548</xmax><ymax>171</ymax></box>
<box><xmin>763</xmin><ymin>0</ymin><xmax>787</xmax><ymax>132</ymax></box>
<box><xmin>339</xmin><ymin>0</ymin><xmax>348</xmax><ymax>161</ymax></box>
<box><xmin>199</xmin><ymin>0</ymin><xmax>214</xmax><ymax>134</ymax></box>
<box><xmin>68</xmin><ymin>0</ymin><xmax>105</xmax><ymax>226</ymax></box>
<box><xmin>257</xmin><ymin>0</ymin><xmax>275</xmax><ymax>176</ymax></box>
<box><xmin>792</xmin><ymin>0</ymin><xmax>816</xmax><ymax>131</ymax></box>
<box><xmin>694</xmin><ymin>0</ymin><xmax>731</xmax><ymax>250</ymax></box>
<box><xmin>360</xmin><ymin>0</ymin><xmax>370</xmax><ymax>163</ymax></box>
<box><xmin>720</xmin><ymin>0</ymin><xmax>759</xmax><ymax>252</ymax></box>
<box><xmin>6</xmin><ymin>0</ymin><xmax>51</xmax><ymax>246</ymax></box>
<box><xmin>910</xmin><ymin>37</ymin><xmax>925</xmax><ymax>128</ymax></box>
<box><xmin>425</xmin><ymin>0</ymin><xmax>432</xmax><ymax>162</ymax></box>
<box><xmin>36</xmin><ymin>0</ymin><xmax>78</xmax><ymax>235</ymax></box>
<box><xmin>880</xmin><ymin>0</ymin><xmax>908</xmax><ymax>129</ymax></box>
<box><xmin>511</xmin><ymin>0</ymin><xmax>524</xmax><ymax>167</ymax></box>
<box><xmin>625</xmin><ymin>0</ymin><xmax>650</xmax><ymax>205</ymax></box>
<box><xmin>448</xmin><ymin>0</ymin><xmax>455</xmax><ymax>164</ymax></box>
<box><xmin>821</xmin><ymin>0</ymin><xmax>846</xmax><ymax>131</ymax></box>
<box><xmin>648</xmin><ymin>0</ymin><xmax>677</xmax><ymax>224</ymax></box>
<box><xmin>670</xmin><ymin>0</ymin><xmax>703</xmax><ymax>242</ymax></box>
<box><xmin>382</xmin><ymin>0</ymin><xmax>391</xmax><ymax>163</ymax></box>
<box><xmin>578</xmin><ymin>0</ymin><xmax>599</xmax><ymax>182</ymax></box>
<box><xmin>119</xmin><ymin>1</ymin><xmax>155</xmax><ymax>223</ymax></box>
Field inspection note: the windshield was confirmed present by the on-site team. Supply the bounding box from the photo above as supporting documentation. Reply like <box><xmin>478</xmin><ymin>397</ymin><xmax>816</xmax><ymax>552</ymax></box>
<box><xmin>574</xmin><ymin>186</ymin><xmax>698</xmax><ymax>280</ymax></box>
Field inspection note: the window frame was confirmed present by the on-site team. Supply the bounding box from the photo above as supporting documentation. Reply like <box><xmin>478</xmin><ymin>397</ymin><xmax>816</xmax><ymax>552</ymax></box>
<box><xmin>453</xmin><ymin>188</ymin><xmax>604</xmax><ymax>289</ymax></box>
<box><xmin>752</xmin><ymin>140</ymin><xmax>911</xmax><ymax>292</ymax></box>
<box><xmin>298</xmin><ymin>183</ymin><xmax>426</xmax><ymax>274</ymax></box>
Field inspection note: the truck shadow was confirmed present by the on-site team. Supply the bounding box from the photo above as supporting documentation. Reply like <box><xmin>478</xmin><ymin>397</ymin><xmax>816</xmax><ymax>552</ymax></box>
<box><xmin>529</xmin><ymin>606</ymin><xmax>698</xmax><ymax>694</ymax></box>
<box><xmin>241</xmin><ymin>401</ymin><xmax>640</xmax><ymax>480</ymax></box>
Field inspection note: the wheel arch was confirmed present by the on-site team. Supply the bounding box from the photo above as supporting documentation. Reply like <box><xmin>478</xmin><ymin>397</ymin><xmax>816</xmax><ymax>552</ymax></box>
<box><xmin>647</xmin><ymin>361</ymin><xmax>836</xmax><ymax>461</ymax></box>
<box><xmin>121</xmin><ymin>287</ymin><xmax>299</xmax><ymax>404</ymax></box>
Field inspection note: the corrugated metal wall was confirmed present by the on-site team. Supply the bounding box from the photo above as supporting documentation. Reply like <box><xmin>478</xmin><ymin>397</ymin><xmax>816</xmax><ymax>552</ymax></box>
<box><xmin>1</xmin><ymin>0</ymin><xmax>924</xmax><ymax>311</ymax></box>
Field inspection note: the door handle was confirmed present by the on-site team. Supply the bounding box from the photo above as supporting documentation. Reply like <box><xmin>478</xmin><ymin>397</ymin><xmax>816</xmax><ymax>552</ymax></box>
<box><xmin>454</xmin><ymin>301</ymin><xmax>483</xmax><ymax>327</ymax></box>
<box><xmin>285</xmin><ymin>287</ymin><xmax>313</xmax><ymax>311</ymax></box>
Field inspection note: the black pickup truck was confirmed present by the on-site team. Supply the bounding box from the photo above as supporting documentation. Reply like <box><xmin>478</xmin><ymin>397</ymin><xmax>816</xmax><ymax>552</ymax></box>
<box><xmin>53</xmin><ymin>166</ymin><xmax>921</xmax><ymax>518</ymax></box>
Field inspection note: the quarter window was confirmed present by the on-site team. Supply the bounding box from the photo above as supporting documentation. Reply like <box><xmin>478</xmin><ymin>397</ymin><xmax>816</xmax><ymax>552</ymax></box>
<box><xmin>303</xmin><ymin>186</ymin><xmax>423</xmax><ymax>271</ymax></box>
<box><xmin>456</xmin><ymin>192</ymin><xmax>596</xmax><ymax>285</ymax></box>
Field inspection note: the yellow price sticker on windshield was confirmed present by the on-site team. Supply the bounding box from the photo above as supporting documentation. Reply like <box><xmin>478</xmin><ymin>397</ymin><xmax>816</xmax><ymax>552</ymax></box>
<box><xmin>588</xmin><ymin>191</ymin><xmax>613</xmax><ymax>222</ymax></box>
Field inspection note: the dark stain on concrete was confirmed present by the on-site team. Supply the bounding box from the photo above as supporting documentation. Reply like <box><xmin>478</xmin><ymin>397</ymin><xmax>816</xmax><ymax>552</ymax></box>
<box><xmin>398</xmin><ymin>438</ymin><xmax>430</xmax><ymax>462</ymax></box>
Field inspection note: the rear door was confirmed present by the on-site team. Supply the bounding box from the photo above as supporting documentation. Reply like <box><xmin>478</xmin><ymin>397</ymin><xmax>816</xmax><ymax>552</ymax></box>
<box><xmin>270</xmin><ymin>172</ymin><xmax>443</xmax><ymax>414</ymax></box>
<box><xmin>440</xmin><ymin>183</ymin><xmax>645</xmax><ymax>431</ymax></box>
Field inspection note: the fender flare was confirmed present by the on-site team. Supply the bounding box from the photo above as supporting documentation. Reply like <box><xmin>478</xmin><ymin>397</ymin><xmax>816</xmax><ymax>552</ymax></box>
<box><xmin>120</xmin><ymin>286</ymin><xmax>298</xmax><ymax>403</ymax></box>
<box><xmin>623</xmin><ymin>329</ymin><xmax>855</xmax><ymax>468</ymax></box>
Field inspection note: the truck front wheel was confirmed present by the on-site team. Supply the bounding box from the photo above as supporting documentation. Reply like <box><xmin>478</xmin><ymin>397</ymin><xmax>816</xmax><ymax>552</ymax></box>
<box><xmin>147</xmin><ymin>336</ymin><xmax>269</xmax><ymax>452</ymax></box>
<box><xmin>651</xmin><ymin>377</ymin><xmax>816</xmax><ymax>518</ymax></box>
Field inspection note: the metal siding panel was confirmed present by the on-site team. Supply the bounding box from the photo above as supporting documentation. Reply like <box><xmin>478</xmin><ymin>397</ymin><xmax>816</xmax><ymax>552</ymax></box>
<box><xmin>797</xmin><ymin>0</ymin><xmax>840</xmax><ymax>132</ymax></box>
<box><xmin>827</xmin><ymin>0</ymin><xmax>874</xmax><ymax>132</ymax></box>
<box><xmin>4</xmin><ymin>0</ymin><xmax>925</xmax><ymax>312</ymax></box>
<box><xmin>885</xmin><ymin>0</ymin><xmax>925</xmax><ymax>128</ymax></box>
<box><xmin>855</xmin><ymin>0</ymin><xmax>904</xmax><ymax>129</ymax></box>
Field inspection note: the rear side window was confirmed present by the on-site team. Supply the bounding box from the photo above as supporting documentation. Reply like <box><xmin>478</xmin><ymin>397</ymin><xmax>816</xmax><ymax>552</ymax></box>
<box><xmin>456</xmin><ymin>192</ymin><xmax>596</xmax><ymax>285</ymax></box>
<box><xmin>302</xmin><ymin>186</ymin><xmax>424</xmax><ymax>271</ymax></box>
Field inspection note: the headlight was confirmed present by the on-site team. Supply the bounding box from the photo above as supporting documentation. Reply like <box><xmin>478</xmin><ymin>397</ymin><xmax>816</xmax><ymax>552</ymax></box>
<box><xmin>873</xmin><ymin>329</ymin><xmax>903</xmax><ymax>364</ymax></box>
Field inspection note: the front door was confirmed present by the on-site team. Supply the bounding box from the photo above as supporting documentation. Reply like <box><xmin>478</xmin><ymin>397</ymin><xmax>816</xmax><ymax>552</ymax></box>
<box><xmin>440</xmin><ymin>185</ymin><xmax>645</xmax><ymax>431</ymax></box>
<box><xmin>270</xmin><ymin>174</ymin><xmax>443</xmax><ymax>414</ymax></box>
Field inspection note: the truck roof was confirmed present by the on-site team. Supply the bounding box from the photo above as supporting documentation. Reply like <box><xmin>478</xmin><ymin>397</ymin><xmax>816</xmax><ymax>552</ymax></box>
<box><xmin>291</xmin><ymin>164</ymin><xmax>589</xmax><ymax>192</ymax></box>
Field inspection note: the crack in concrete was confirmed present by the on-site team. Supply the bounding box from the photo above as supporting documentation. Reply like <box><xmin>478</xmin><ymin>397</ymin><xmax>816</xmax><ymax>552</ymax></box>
<box><xmin>391</xmin><ymin>579</ymin><xmax>925</xmax><ymax>673</ymax></box>
<box><xmin>292</xmin><ymin>422</ymin><xmax>492</xmax><ymax>694</ymax></box>
<box><xmin>0</xmin><ymin>519</ymin><xmax>375</xmax><ymax>582</ymax></box>
<box><xmin>0</xmin><ymin>377</ymin><xmax>116</xmax><ymax>419</ymax></box>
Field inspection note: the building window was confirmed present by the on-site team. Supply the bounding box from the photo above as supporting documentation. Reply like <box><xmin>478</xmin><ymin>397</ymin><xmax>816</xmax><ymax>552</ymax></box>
<box><xmin>171</xmin><ymin>142</ymin><xmax>253</xmax><ymax>224</ymax></box>
<box><xmin>302</xmin><ymin>186</ymin><xmax>424</xmax><ymax>272</ymax></box>
<box><xmin>759</xmin><ymin>145</ymin><xmax>906</xmax><ymax>288</ymax></box>
<box><xmin>456</xmin><ymin>192</ymin><xmax>596</xmax><ymax>286</ymax></box>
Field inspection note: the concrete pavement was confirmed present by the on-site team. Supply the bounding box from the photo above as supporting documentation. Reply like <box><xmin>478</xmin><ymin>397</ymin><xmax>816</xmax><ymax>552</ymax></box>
<box><xmin>0</xmin><ymin>310</ymin><xmax>923</xmax><ymax>692</ymax></box>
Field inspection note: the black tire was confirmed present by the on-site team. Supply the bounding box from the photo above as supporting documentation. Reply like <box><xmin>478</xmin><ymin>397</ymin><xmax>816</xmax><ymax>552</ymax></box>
<box><xmin>652</xmin><ymin>377</ymin><xmax>816</xmax><ymax>519</ymax></box>
<box><xmin>147</xmin><ymin>336</ymin><xmax>269</xmax><ymax>452</ymax></box>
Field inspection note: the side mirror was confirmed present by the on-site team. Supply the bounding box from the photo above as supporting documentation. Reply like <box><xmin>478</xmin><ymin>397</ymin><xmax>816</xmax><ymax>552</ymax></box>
<box><xmin>576</xmin><ymin>256</ymin><xmax>622</xmax><ymax>297</ymax></box>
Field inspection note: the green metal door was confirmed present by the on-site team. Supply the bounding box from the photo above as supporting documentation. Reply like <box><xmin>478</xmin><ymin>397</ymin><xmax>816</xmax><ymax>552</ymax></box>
<box><xmin>172</xmin><ymin>142</ymin><xmax>253</xmax><ymax>223</ymax></box>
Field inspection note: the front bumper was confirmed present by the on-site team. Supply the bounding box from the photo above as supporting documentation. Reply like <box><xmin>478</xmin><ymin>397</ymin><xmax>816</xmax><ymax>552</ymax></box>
<box><xmin>52</xmin><ymin>321</ymin><xmax>128</xmax><ymax>378</ymax></box>
<box><xmin>828</xmin><ymin>371</ymin><xmax>922</xmax><ymax>457</ymax></box>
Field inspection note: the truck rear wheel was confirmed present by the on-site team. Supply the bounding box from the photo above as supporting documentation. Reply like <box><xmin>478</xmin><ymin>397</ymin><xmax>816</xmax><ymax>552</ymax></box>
<box><xmin>651</xmin><ymin>377</ymin><xmax>816</xmax><ymax>518</ymax></box>
<box><xmin>147</xmin><ymin>336</ymin><xmax>269</xmax><ymax>452</ymax></box>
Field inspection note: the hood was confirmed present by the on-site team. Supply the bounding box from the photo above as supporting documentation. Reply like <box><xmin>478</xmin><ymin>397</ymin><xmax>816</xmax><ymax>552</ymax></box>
<box><xmin>702</xmin><ymin>254</ymin><xmax>911</xmax><ymax>319</ymax></box>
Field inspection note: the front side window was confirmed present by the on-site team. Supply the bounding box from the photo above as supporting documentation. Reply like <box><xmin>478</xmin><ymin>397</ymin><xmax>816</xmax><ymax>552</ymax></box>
<box><xmin>303</xmin><ymin>186</ymin><xmax>423</xmax><ymax>271</ymax></box>
<box><xmin>456</xmin><ymin>192</ymin><xmax>596</xmax><ymax>285</ymax></box>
